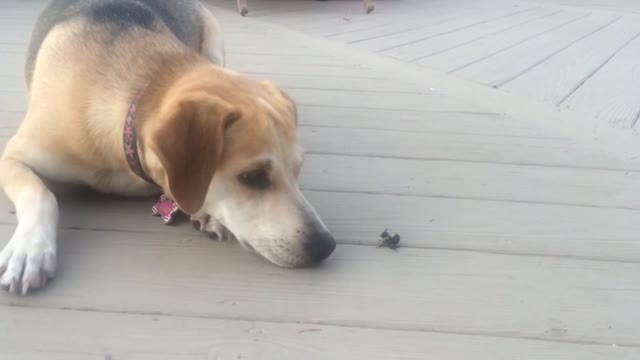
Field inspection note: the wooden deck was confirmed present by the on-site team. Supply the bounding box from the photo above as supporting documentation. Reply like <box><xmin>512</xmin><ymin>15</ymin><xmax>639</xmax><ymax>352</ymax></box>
<box><xmin>2</xmin><ymin>0</ymin><xmax>640</xmax><ymax>358</ymax></box>
<box><xmin>235</xmin><ymin>0</ymin><xmax>640</xmax><ymax>129</ymax></box>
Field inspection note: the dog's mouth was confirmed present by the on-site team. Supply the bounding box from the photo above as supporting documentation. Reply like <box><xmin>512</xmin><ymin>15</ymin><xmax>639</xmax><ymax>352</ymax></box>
<box><xmin>190</xmin><ymin>216</ymin><xmax>313</xmax><ymax>267</ymax></box>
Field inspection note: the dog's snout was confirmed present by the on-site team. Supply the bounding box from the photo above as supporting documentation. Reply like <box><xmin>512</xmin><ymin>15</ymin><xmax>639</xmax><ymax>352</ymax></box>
<box><xmin>305</xmin><ymin>231</ymin><xmax>336</xmax><ymax>262</ymax></box>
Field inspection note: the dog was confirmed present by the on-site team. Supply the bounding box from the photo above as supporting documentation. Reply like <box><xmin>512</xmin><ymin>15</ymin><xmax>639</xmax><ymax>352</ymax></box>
<box><xmin>0</xmin><ymin>0</ymin><xmax>336</xmax><ymax>295</ymax></box>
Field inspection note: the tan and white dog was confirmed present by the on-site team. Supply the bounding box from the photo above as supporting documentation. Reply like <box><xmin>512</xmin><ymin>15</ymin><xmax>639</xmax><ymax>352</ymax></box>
<box><xmin>0</xmin><ymin>0</ymin><xmax>336</xmax><ymax>295</ymax></box>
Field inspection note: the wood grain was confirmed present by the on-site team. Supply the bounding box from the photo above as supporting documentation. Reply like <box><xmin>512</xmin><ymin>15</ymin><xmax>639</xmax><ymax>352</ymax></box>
<box><xmin>0</xmin><ymin>226</ymin><xmax>639</xmax><ymax>346</ymax></box>
<box><xmin>503</xmin><ymin>16</ymin><xmax>640</xmax><ymax>107</ymax></box>
<box><xmin>0</xmin><ymin>306</ymin><xmax>636</xmax><ymax>360</ymax></box>
<box><xmin>300</xmin><ymin>153</ymin><xmax>640</xmax><ymax>209</ymax></box>
<box><xmin>295</xmin><ymin>105</ymin><xmax>548</xmax><ymax>137</ymax></box>
<box><xmin>299</xmin><ymin>126</ymin><xmax>632</xmax><ymax>170</ymax></box>
<box><xmin>1</xmin><ymin>2</ymin><xmax>639</xmax><ymax>357</ymax></box>
<box><xmin>287</xmin><ymin>88</ymin><xmax>484</xmax><ymax>113</ymax></box>
<box><xmin>416</xmin><ymin>10</ymin><xmax>587</xmax><ymax>72</ymax></box>
<box><xmin>454</xmin><ymin>13</ymin><xmax>619</xmax><ymax>86</ymax></box>
<box><xmin>561</xmin><ymin>23</ymin><xmax>640</xmax><ymax>127</ymax></box>
<box><xmin>329</xmin><ymin>7</ymin><xmax>481</xmax><ymax>44</ymax></box>
<box><xmin>0</xmin><ymin>91</ymin><xmax>26</xmax><ymax>112</ymax></box>
<box><xmin>2</xmin><ymin>182</ymin><xmax>640</xmax><ymax>261</ymax></box>
<box><xmin>381</xmin><ymin>8</ymin><xmax>554</xmax><ymax>62</ymax></box>
<box><xmin>246</xmin><ymin>72</ymin><xmax>427</xmax><ymax>93</ymax></box>
<box><xmin>353</xmin><ymin>6</ymin><xmax>539</xmax><ymax>53</ymax></box>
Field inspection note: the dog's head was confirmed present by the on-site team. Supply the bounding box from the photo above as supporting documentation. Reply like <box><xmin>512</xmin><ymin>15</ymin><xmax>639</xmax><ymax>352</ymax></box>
<box><xmin>145</xmin><ymin>67</ymin><xmax>335</xmax><ymax>267</ymax></box>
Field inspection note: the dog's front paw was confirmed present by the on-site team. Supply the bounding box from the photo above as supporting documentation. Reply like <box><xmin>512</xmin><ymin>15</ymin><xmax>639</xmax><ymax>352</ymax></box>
<box><xmin>190</xmin><ymin>213</ymin><xmax>233</xmax><ymax>241</ymax></box>
<box><xmin>0</xmin><ymin>226</ymin><xmax>56</xmax><ymax>295</ymax></box>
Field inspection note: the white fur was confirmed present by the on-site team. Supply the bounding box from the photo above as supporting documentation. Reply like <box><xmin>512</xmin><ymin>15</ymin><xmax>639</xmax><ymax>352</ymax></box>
<box><xmin>0</xmin><ymin>189</ymin><xmax>58</xmax><ymax>294</ymax></box>
<box><xmin>0</xmin><ymin>144</ymin><xmax>155</xmax><ymax>295</ymax></box>
<box><xmin>192</xmin><ymin>159</ymin><xmax>330</xmax><ymax>267</ymax></box>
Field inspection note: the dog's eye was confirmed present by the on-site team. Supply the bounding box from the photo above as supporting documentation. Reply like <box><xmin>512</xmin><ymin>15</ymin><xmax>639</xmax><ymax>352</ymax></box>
<box><xmin>238</xmin><ymin>169</ymin><xmax>270</xmax><ymax>190</ymax></box>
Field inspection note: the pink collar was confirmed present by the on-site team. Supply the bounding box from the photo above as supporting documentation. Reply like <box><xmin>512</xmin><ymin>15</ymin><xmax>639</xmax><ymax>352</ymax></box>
<box><xmin>123</xmin><ymin>84</ymin><xmax>156</xmax><ymax>185</ymax></box>
<box><xmin>123</xmin><ymin>86</ymin><xmax>184</xmax><ymax>225</ymax></box>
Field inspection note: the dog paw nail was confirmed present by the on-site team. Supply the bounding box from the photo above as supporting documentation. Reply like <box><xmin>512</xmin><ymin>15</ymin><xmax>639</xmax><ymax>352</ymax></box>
<box><xmin>21</xmin><ymin>281</ymin><xmax>30</xmax><ymax>295</ymax></box>
<box><xmin>191</xmin><ymin>220</ymin><xmax>201</xmax><ymax>230</ymax></box>
<box><xmin>9</xmin><ymin>278</ymin><xmax>18</xmax><ymax>294</ymax></box>
<box><xmin>205</xmin><ymin>231</ymin><xmax>220</xmax><ymax>240</ymax></box>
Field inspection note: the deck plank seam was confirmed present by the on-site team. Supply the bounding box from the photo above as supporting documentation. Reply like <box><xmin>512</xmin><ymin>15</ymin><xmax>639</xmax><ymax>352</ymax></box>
<box><xmin>410</xmin><ymin>9</ymin><xmax>565</xmax><ymax>62</ymax></box>
<box><xmin>2</xmin><ymin>303</ymin><xmax>638</xmax><ymax>348</ymax></box>
<box><xmin>556</xmin><ymin>27</ymin><xmax>640</xmax><ymax>106</ymax></box>
<box><xmin>375</xmin><ymin>6</ymin><xmax>542</xmax><ymax>53</ymax></box>
<box><xmin>495</xmin><ymin>16</ymin><xmax>623</xmax><ymax>87</ymax></box>
<box><xmin>304</xmin><ymin>151</ymin><xmax>640</xmax><ymax>173</ymax></box>
<box><xmin>449</xmin><ymin>12</ymin><xmax>592</xmax><ymax>74</ymax></box>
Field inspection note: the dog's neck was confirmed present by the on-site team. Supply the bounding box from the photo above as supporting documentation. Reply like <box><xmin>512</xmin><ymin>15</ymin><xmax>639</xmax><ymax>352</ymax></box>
<box><xmin>123</xmin><ymin>83</ymin><xmax>156</xmax><ymax>185</ymax></box>
<box><xmin>122</xmin><ymin>71</ymin><xmax>199</xmax><ymax>224</ymax></box>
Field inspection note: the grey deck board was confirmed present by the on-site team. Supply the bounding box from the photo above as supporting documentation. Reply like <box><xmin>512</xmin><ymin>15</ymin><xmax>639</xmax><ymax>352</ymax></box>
<box><xmin>353</xmin><ymin>5</ymin><xmax>538</xmax><ymax>53</ymax></box>
<box><xmin>328</xmin><ymin>7</ymin><xmax>483</xmax><ymax>43</ymax></box>
<box><xmin>416</xmin><ymin>10</ymin><xmax>590</xmax><ymax>72</ymax></box>
<box><xmin>299</xmin><ymin>126</ymin><xmax>631</xmax><ymax>169</ymax></box>
<box><xmin>453</xmin><ymin>12</ymin><xmax>620</xmax><ymax>86</ymax></box>
<box><xmin>503</xmin><ymin>15</ymin><xmax>640</xmax><ymax>105</ymax></box>
<box><xmin>0</xmin><ymin>91</ymin><xmax>26</xmax><ymax>112</ymax></box>
<box><xmin>380</xmin><ymin>7</ymin><xmax>554</xmax><ymax>61</ymax></box>
<box><xmin>1</xmin><ymin>306</ymin><xmax>636</xmax><ymax>360</ymax></box>
<box><xmin>249</xmin><ymin>0</ymin><xmax>640</xmax><ymax>130</ymax></box>
<box><xmin>287</xmin><ymin>88</ymin><xmax>484</xmax><ymax>112</ymax></box>
<box><xmin>561</xmin><ymin>26</ymin><xmax>640</xmax><ymax>127</ymax></box>
<box><xmin>294</xmin><ymin>106</ymin><xmax>548</xmax><ymax>136</ymax></box>
<box><xmin>300</xmin><ymin>153</ymin><xmax>640</xmax><ymax>210</ymax></box>
<box><xmin>3</xmin><ymin>185</ymin><xmax>640</xmax><ymax>261</ymax></box>
<box><xmin>1</xmin><ymin>226</ymin><xmax>640</xmax><ymax>346</ymax></box>
<box><xmin>315</xmin><ymin>10</ymin><xmax>480</xmax><ymax>38</ymax></box>
<box><xmin>245</xmin><ymin>72</ymin><xmax>429</xmax><ymax>93</ymax></box>
<box><xmin>1</xmin><ymin>0</ymin><xmax>640</xmax><ymax>358</ymax></box>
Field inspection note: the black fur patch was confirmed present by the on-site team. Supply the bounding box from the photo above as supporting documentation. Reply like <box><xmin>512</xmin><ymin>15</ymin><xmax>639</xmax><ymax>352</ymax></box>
<box><xmin>87</xmin><ymin>0</ymin><xmax>157</xmax><ymax>30</ymax></box>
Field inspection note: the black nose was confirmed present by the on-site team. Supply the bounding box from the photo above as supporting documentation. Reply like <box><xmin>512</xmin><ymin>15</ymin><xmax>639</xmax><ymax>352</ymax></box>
<box><xmin>305</xmin><ymin>231</ymin><xmax>336</xmax><ymax>262</ymax></box>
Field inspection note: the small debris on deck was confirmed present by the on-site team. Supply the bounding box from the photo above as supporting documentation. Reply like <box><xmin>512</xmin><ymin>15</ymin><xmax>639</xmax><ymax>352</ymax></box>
<box><xmin>378</xmin><ymin>229</ymin><xmax>400</xmax><ymax>250</ymax></box>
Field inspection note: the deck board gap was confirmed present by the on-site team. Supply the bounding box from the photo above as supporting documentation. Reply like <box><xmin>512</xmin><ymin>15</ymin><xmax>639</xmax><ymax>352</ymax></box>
<box><xmin>496</xmin><ymin>16</ymin><xmax>622</xmax><ymax>87</ymax></box>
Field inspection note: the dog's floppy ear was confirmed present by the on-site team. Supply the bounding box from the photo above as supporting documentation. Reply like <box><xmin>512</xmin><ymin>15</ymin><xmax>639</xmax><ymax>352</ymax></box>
<box><xmin>151</xmin><ymin>93</ymin><xmax>239</xmax><ymax>214</ymax></box>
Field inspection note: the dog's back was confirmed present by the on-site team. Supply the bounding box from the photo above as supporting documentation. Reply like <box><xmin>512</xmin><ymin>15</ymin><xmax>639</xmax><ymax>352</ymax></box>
<box><xmin>26</xmin><ymin>0</ymin><xmax>206</xmax><ymax>84</ymax></box>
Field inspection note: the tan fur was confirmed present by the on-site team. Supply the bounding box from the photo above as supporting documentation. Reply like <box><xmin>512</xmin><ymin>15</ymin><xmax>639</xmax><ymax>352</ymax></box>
<box><xmin>0</xmin><ymin>2</ymin><xmax>334</xmax><ymax>295</ymax></box>
<box><xmin>149</xmin><ymin>92</ymin><xmax>239</xmax><ymax>213</ymax></box>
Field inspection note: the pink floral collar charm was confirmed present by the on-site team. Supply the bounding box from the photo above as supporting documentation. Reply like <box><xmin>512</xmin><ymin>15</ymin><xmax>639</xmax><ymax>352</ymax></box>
<box><xmin>151</xmin><ymin>195</ymin><xmax>185</xmax><ymax>225</ymax></box>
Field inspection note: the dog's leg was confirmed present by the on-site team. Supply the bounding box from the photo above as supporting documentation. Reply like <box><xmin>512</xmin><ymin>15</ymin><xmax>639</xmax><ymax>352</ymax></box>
<box><xmin>0</xmin><ymin>155</ymin><xmax>58</xmax><ymax>294</ymax></box>
<box><xmin>237</xmin><ymin>0</ymin><xmax>248</xmax><ymax>16</ymax></box>
<box><xmin>364</xmin><ymin>0</ymin><xmax>374</xmax><ymax>14</ymax></box>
